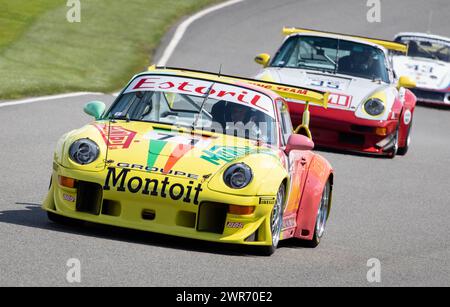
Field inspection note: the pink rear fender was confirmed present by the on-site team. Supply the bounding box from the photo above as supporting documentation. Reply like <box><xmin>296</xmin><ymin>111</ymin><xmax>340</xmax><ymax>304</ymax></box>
<box><xmin>294</xmin><ymin>154</ymin><xmax>333</xmax><ymax>241</ymax></box>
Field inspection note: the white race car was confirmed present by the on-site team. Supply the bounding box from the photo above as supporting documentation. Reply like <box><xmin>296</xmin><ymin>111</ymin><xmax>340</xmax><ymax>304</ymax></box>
<box><xmin>393</xmin><ymin>32</ymin><xmax>450</xmax><ymax>106</ymax></box>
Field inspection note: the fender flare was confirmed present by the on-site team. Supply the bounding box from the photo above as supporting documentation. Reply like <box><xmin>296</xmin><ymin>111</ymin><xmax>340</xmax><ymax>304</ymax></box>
<box><xmin>398</xmin><ymin>89</ymin><xmax>417</xmax><ymax>147</ymax></box>
<box><xmin>294</xmin><ymin>154</ymin><xmax>333</xmax><ymax>241</ymax></box>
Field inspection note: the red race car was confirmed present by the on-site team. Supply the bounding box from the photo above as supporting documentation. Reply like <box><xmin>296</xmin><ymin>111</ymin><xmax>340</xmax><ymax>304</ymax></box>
<box><xmin>254</xmin><ymin>28</ymin><xmax>417</xmax><ymax>157</ymax></box>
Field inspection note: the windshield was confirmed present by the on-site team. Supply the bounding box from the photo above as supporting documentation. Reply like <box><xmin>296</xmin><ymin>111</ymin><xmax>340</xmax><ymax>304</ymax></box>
<box><xmin>395</xmin><ymin>36</ymin><xmax>450</xmax><ymax>63</ymax></box>
<box><xmin>106</xmin><ymin>75</ymin><xmax>278</xmax><ymax>145</ymax></box>
<box><xmin>271</xmin><ymin>35</ymin><xmax>390</xmax><ymax>82</ymax></box>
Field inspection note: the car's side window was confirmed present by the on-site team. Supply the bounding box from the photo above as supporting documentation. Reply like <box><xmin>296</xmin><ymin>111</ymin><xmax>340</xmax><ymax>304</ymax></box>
<box><xmin>276</xmin><ymin>99</ymin><xmax>293</xmax><ymax>146</ymax></box>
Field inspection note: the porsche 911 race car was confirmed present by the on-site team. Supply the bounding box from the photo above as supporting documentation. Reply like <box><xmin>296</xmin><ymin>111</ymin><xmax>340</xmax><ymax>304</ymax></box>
<box><xmin>393</xmin><ymin>32</ymin><xmax>450</xmax><ymax>106</ymax></box>
<box><xmin>42</xmin><ymin>67</ymin><xmax>334</xmax><ymax>255</ymax></box>
<box><xmin>254</xmin><ymin>27</ymin><xmax>418</xmax><ymax>157</ymax></box>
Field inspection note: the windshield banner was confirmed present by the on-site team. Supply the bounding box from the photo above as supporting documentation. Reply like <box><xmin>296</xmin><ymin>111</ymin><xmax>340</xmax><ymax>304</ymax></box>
<box><xmin>125</xmin><ymin>75</ymin><xmax>276</xmax><ymax>118</ymax></box>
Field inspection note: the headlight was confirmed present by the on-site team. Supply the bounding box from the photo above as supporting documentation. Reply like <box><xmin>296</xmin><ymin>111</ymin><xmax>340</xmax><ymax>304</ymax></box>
<box><xmin>69</xmin><ymin>139</ymin><xmax>100</xmax><ymax>165</ymax></box>
<box><xmin>223</xmin><ymin>163</ymin><xmax>253</xmax><ymax>189</ymax></box>
<box><xmin>364</xmin><ymin>98</ymin><xmax>385</xmax><ymax>116</ymax></box>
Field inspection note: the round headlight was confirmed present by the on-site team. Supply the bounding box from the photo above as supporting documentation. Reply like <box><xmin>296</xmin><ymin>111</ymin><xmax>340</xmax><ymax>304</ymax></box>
<box><xmin>364</xmin><ymin>98</ymin><xmax>385</xmax><ymax>116</ymax></box>
<box><xmin>69</xmin><ymin>139</ymin><xmax>99</xmax><ymax>165</ymax></box>
<box><xmin>223</xmin><ymin>163</ymin><xmax>253</xmax><ymax>189</ymax></box>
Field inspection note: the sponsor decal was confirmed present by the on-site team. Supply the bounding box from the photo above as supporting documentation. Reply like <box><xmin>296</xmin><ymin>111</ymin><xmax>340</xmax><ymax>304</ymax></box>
<box><xmin>226</xmin><ymin>222</ymin><xmax>244</xmax><ymax>229</ymax></box>
<box><xmin>201</xmin><ymin>146</ymin><xmax>251</xmax><ymax>166</ymax></box>
<box><xmin>144</xmin><ymin>129</ymin><xmax>213</xmax><ymax>172</ymax></box>
<box><xmin>248</xmin><ymin>81</ymin><xmax>309</xmax><ymax>96</ymax></box>
<box><xmin>103</xmin><ymin>167</ymin><xmax>203</xmax><ymax>205</ymax></box>
<box><xmin>406</xmin><ymin>63</ymin><xmax>435</xmax><ymax>74</ymax></box>
<box><xmin>94</xmin><ymin>124</ymin><xmax>137</xmax><ymax>149</ymax></box>
<box><xmin>200</xmin><ymin>145</ymin><xmax>277</xmax><ymax>166</ymax></box>
<box><xmin>63</xmin><ymin>194</ymin><xmax>76</xmax><ymax>202</ymax></box>
<box><xmin>259</xmin><ymin>197</ymin><xmax>276</xmax><ymax>205</ymax></box>
<box><xmin>126</xmin><ymin>75</ymin><xmax>275</xmax><ymax>118</ymax></box>
<box><xmin>116</xmin><ymin>162</ymin><xmax>199</xmax><ymax>180</ymax></box>
<box><xmin>328</xmin><ymin>93</ymin><xmax>352</xmax><ymax>108</ymax></box>
<box><xmin>307</xmin><ymin>78</ymin><xmax>346</xmax><ymax>91</ymax></box>
<box><xmin>282</xmin><ymin>217</ymin><xmax>296</xmax><ymax>229</ymax></box>
<box><xmin>403</xmin><ymin>109</ymin><xmax>412</xmax><ymax>125</ymax></box>
<box><xmin>144</xmin><ymin>130</ymin><xmax>213</xmax><ymax>146</ymax></box>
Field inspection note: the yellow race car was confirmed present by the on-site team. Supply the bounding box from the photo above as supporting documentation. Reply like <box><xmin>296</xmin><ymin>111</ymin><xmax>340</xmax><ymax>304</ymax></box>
<box><xmin>43</xmin><ymin>67</ymin><xmax>334</xmax><ymax>255</ymax></box>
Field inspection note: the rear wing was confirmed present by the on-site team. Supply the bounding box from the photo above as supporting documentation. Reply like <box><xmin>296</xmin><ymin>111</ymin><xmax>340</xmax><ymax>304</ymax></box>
<box><xmin>149</xmin><ymin>66</ymin><xmax>329</xmax><ymax>108</ymax></box>
<box><xmin>283</xmin><ymin>27</ymin><xmax>408</xmax><ymax>54</ymax></box>
<box><xmin>235</xmin><ymin>79</ymin><xmax>329</xmax><ymax>109</ymax></box>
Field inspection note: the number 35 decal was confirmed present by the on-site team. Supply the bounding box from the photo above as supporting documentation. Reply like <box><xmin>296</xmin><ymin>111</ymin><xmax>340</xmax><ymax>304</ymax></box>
<box><xmin>309</xmin><ymin>79</ymin><xmax>343</xmax><ymax>90</ymax></box>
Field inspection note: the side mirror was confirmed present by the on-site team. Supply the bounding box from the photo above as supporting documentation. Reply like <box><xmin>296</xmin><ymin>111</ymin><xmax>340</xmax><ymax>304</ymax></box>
<box><xmin>398</xmin><ymin>76</ymin><xmax>416</xmax><ymax>89</ymax></box>
<box><xmin>254</xmin><ymin>53</ymin><xmax>271</xmax><ymax>67</ymax></box>
<box><xmin>285</xmin><ymin>134</ymin><xmax>315</xmax><ymax>154</ymax></box>
<box><xmin>84</xmin><ymin>101</ymin><xmax>106</xmax><ymax>120</ymax></box>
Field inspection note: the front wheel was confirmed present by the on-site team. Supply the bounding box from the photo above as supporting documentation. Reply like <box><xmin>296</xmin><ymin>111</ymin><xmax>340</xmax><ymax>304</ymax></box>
<box><xmin>398</xmin><ymin>120</ymin><xmax>412</xmax><ymax>156</ymax></box>
<box><xmin>260</xmin><ymin>184</ymin><xmax>285</xmax><ymax>256</ymax></box>
<box><xmin>301</xmin><ymin>180</ymin><xmax>331</xmax><ymax>248</ymax></box>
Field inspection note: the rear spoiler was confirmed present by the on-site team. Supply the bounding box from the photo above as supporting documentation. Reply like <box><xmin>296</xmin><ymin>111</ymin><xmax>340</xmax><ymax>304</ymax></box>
<box><xmin>283</xmin><ymin>27</ymin><xmax>408</xmax><ymax>54</ymax></box>
<box><xmin>235</xmin><ymin>79</ymin><xmax>329</xmax><ymax>109</ymax></box>
<box><xmin>149</xmin><ymin>65</ymin><xmax>329</xmax><ymax>108</ymax></box>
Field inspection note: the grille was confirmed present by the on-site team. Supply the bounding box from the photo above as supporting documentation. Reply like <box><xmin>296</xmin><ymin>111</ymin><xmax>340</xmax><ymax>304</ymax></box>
<box><xmin>339</xmin><ymin>132</ymin><xmax>365</xmax><ymax>146</ymax></box>
<box><xmin>197</xmin><ymin>202</ymin><xmax>228</xmax><ymax>234</ymax></box>
<box><xmin>76</xmin><ymin>181</ymin><xmax>103</xmax><ymax>215</ymax></box>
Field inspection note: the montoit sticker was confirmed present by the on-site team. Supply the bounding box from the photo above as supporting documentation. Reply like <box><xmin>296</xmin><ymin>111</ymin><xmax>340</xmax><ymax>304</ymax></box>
<box><xmin>103</xmin><ymin>167</ymin><xmax>203</xmax><ymax>205</ymax></box>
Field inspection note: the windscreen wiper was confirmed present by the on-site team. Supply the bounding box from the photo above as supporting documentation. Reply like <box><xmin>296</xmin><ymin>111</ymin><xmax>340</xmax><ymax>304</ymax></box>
<box><xmin>191</xmin><ymin>82</ymin><xmax>215</xmax><ymax>130</ymax></box>
<box><xmin>192</xmin><ymin>64</ymin><xmax>223</xmax><ymax>131</ymax></box>
<box><xmin>334</xmin><ymin>39</ymin><xmax>340</xmax><ymax>74</ymax></box>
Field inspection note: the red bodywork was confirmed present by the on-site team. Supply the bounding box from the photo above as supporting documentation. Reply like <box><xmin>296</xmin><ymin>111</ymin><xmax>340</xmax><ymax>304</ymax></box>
<box><xmin>287</xmin><ymin>89</ymin><xmax>417</xmax><ymax>156</ymax></box>
<box><xmin>279</xmin><ymin>150</ymin><xmax>333</xmax><ymax>242</ymax></box>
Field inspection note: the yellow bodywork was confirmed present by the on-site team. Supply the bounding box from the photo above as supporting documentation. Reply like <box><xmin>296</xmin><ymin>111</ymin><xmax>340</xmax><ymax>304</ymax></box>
<box><xmin>283</xmin><ymin>27</ymin><xmax>408</xmax><ymax>54</ymax></box>
<box><xmin>43</xmin><ymin>68</ymin><xmax>328</xmax><ymax>247</ymax></box>
<box><xmin>44</xmin><ymin>123</ymin><xmax>283</xmax><ymax>246</ymax></box>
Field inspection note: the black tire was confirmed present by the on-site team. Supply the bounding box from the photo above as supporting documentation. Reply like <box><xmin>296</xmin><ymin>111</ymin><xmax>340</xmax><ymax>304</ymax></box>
<box><xmin>259</xmin><ymin>184</ymin><xmax>285</xmax><ymax>256</ymax></box>
<box><xmin>387</xmin><ymin>129</ymin><xmax>399</xmax><ymax>159</ymax></box>
<box><xmin>398</xmin><ymin>120</ymin><xmax>412</xmax><ymax>156</ymax></box>
<box><xmin>300</xmin><ymin>180</ymin><xmax>331</xmax><ymax>248</ymax></box>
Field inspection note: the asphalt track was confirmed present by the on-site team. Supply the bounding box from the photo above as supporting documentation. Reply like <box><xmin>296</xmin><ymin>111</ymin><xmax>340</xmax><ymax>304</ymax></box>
<box><xmin>1</xmin><ymin>0</ymin><xmax>450</xmax><ymax>286</ymax></box>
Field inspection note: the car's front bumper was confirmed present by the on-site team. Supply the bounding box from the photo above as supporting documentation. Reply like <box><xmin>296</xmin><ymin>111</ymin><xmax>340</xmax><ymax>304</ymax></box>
<box><xmin>42</xmin><ymin>164</ymin><xmax>275</xmax><ymax>247</ymax></box>
<box><xmin>289</xmin><ymin>103</ymin><xmax>399</xmax><ymax>155</ymax></box>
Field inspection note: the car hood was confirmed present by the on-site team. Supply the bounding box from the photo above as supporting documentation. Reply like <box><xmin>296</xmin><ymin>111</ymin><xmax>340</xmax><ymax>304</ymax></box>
<box><xmin>65</xmin><ymin>121</ymin><xmax>281</xmax><ymax>180</ymax></box>
<box><xmin>392</xmin><ymin>55</ymin><xmax>450</xmax><ymax>91</ymax></box>
<box><xmin>256</xmin><ymin>67</ymin><xmax>397</xmax><ymax>120</ymax></box>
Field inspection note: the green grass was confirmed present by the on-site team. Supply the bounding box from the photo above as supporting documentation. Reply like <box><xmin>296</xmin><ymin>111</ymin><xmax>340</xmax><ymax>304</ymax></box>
<box><xmin>0</xmin><ymin>0</ymin><xmax>219</xmax><ymax>99</ymax></box>
<box><xmin>0</xmin><ymin>0</ymin><xmax>61</xmax><ymax>50</ymax></box>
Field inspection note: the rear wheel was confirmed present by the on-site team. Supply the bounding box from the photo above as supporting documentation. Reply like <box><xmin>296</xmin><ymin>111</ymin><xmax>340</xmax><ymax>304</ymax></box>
<box><xmin>260</xmin><ymin>184</ymin><xmax>285</xmax><ymax>256</ymax></box>
<box><xmin>301</xmin><ymin>180</ymin><xmax>331</xmax><ymax>248</ymax></box>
